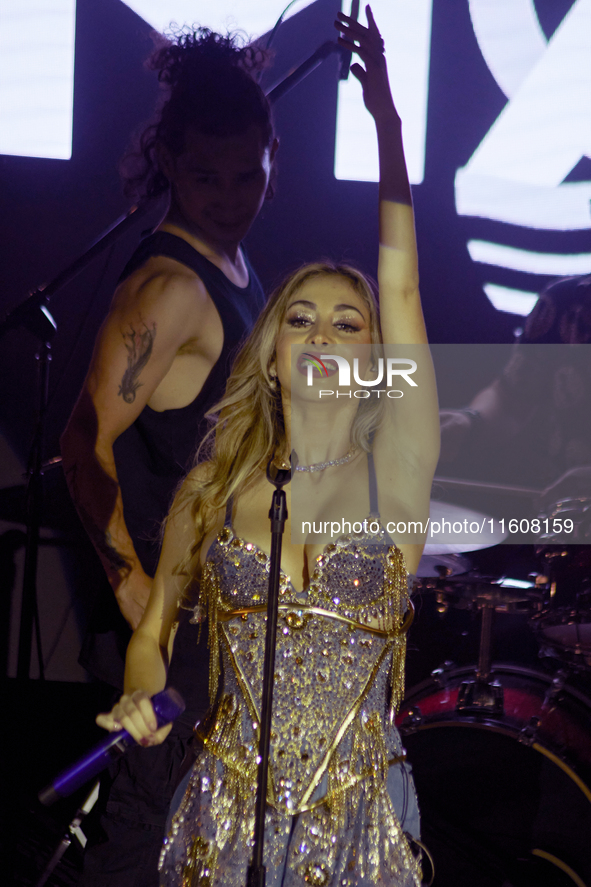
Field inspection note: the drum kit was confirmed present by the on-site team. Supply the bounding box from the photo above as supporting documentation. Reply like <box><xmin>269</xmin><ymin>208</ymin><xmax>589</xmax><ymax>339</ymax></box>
<box><xmin>2</xmin><ymin>463</ymin><xmax>591</xmax><ymax>884</ymax></box>
<box><xmin>402</xmin><ymin>481</ymin><xmax>591</xmax><ymax>886</ymax></box>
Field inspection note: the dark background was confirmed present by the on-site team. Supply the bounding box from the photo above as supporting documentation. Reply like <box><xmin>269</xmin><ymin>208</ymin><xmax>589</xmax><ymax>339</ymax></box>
<box><xmin>1</xmin><ymin>1</ymin><xmax>589</xmax><ymax>884</ymax></box>
<box><xmin>3</xmin><ymin>0</ymin><xmax>581</xmax><ymax>467</ymax></box>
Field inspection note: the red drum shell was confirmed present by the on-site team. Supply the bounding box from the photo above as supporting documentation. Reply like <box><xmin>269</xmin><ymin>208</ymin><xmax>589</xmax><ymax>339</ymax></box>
<box><xmin>531</xmin><ymin>608</ymin><xmax>591</xmax><ymax>672</ymax></box>
<box><xmin>397</xmin><ymin>664</ymin><xmax>591</xmax><ymax>886</ymax></box>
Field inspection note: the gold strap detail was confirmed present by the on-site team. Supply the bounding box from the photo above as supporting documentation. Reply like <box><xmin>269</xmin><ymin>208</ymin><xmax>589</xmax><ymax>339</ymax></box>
<box><xmin>296</xmin><ymin>753</ymin><xmax>408</xmax><ymax>814</ymax></box>
<box><xmin>217</xmin><ymin>601</ymin><xmax>414</xmax><ymax>637</ymax></box>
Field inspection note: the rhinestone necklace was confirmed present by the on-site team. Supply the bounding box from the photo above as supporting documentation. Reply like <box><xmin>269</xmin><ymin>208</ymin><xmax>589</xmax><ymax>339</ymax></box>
<box><xmin>294</xmin><ymin>446</ymin><xmax>359</xmax><ymax>473</ymax></box>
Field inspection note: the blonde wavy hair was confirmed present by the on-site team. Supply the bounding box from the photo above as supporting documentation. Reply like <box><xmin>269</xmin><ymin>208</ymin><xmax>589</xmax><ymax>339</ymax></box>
<box><xmin>176</xmin><ymin>261</ymin><xmax>384</xmax><ymax>580</ymax></box>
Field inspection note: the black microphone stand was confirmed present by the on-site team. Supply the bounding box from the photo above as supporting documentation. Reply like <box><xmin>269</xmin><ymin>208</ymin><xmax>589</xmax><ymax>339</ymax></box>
<box><xmin>247</xmin><ymin>457</ymin><xmax>293</xmax><ymax>887</ymax></box>
<box><xmin>266</xmin><ymin>40</ymin><xmax>343</xmax><ymax>104</ymax></box>
<box><xmin>0</xmin><ymin>200</ymin><xmax>162</xmax><ymax>679</ymax></box>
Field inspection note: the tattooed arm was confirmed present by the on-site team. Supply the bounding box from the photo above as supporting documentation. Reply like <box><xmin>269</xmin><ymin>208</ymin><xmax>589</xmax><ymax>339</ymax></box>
<box><xmin>61</xmin><ymin>265</ymin><xmax>217</xmax><ymax>628</ymax></box>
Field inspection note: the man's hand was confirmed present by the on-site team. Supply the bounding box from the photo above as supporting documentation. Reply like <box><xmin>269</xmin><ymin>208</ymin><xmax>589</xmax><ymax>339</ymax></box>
<box><xmin>114</xmin><ymin>568</ymin><xmax>153</xmax><ymax>630</ymax></box>
<box><xmin>439</xmin><ymin>409</ymin><xmax>476</xmax><ymax>463</ymax></box>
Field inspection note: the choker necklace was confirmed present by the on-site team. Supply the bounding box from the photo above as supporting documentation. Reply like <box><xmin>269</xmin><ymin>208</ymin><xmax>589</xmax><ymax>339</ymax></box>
<box><xmin>295</xmin><ymin>446</ymin><xmax>359</xmax><ymax>473</ymax></box>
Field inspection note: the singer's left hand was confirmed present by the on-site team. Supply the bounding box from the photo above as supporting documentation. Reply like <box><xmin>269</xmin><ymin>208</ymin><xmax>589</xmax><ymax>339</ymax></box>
<box><xmin>335</xmin><ymin>5</ymin><xmax>398</xmax><ymax>124</ymax></box>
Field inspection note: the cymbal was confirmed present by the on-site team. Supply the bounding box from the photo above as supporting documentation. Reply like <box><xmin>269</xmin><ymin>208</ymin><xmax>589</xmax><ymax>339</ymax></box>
<box><xmin>416</xmin><ymin>553</ymin><xmax>471</xmax><ymax>578</ymax></box>
<box><xmin>423</xmin><ymin>500</ymin><xmax>507</xmax><ymax>555</ymax></box>
<box><xmin>433</xmin><ymin>475</ymin><xmax>541</xmax><ymax>498</ymax></box>
<box><xmin>418</xmin><ymin>575</ymin><xmax>545</xmax><ymax>615</ymax></box>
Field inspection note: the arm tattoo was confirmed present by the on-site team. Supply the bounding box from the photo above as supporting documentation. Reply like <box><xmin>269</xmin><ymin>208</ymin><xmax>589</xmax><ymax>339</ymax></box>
<box><xmin>118</xmin><ymin>322</ymin><xmax>156</xmax><ymax>404</ymax></box>
<box><xmin>100</xmin><ymin>530</ymin><xmax>130</xmax><ymax>574</ymax></box>
<box><xmin>84</xmin><ymin>520</ymin><xmax>130</xmax><ymax>574</ymax></box>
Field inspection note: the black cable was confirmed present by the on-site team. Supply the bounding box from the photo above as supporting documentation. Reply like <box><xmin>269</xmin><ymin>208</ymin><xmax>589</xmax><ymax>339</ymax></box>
<box><xmin>45</xmin><ymin>240</ymin><xmax>117</xmax><ymax>415</ymax></box>
<box><xmin>265</xmin><ymin>0</ymin><xmax>303</xmax><ymax>50</ymax></box>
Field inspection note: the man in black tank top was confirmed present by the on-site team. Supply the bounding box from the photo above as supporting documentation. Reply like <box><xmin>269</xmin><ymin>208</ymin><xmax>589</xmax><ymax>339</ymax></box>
<box><xmin>60</xmin><ymin>31</ymin><xmax>277</xmax><ymax>886</ymax></box>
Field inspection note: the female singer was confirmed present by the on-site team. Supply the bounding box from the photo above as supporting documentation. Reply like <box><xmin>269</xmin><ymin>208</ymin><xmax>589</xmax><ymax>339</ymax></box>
<box><xmin>97</xmin><ymin>8</ymin><xmax>439</xmax><ymax>885</ymax></box>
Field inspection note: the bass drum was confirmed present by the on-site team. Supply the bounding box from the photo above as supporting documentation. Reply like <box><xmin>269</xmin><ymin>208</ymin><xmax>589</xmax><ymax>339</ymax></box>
<box><xmin>397</xmin><ymin>664</ymin><xmax>591</xmax><ymax>887</ymax></box>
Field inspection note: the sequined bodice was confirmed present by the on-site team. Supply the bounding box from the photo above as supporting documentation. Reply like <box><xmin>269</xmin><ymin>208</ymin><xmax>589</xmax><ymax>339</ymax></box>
<box><xmin>208</xmin><ymin>522</ymin><xmax>407</xmax><ymax>613</ymax></box>
<box><xmin>196</xmin><ymin>522</ymin><xmax>412</xmax><ymax>815</ymax></box>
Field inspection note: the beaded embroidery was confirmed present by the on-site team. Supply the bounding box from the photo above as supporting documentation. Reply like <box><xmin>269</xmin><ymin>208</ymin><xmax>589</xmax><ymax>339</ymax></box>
<box><xmin>160</xmin><ymin>524</ymin><xmax>420</xmax><ymax>887</ymax></box>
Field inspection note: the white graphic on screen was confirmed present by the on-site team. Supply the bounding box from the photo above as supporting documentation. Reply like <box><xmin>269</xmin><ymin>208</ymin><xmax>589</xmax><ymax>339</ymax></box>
<box><xmin>119</xmin><ymin>0</ymin><xmax>315</xmax><ymax>39</ymax></box>
<box><xmin>0</xmin><ymin>0</ymin><xmax>315</xmax><ymax>161</ymax></box>
<box><xmin>334</xmin><ymin>0</ymin><xmax>433</xmax><ymax>185</ymax></box>
<box><xmin>0</xmin><ymin>0</ymin><xmax>76</xmax><ymax>159</ymax></box>
<box><xmin>458</xmin><ymin>0</ymin><xmax>591</xmax><ymax>315</ymax></box>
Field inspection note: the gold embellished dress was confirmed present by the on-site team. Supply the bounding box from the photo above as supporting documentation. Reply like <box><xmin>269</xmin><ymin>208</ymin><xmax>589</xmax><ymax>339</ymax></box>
<box><xmin>159</xmin><ymin>520</ymin><xmax>421</xmax><ymax>887</ymax></box>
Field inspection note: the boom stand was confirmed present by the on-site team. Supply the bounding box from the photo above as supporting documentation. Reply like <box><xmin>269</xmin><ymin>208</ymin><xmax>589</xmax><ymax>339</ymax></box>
<box><xmin>246</xmin><ymin>459</ymin><xmax>292</xmax><ymax>887</ymax></box>
<box><xmin>0</xmin><ymin>200</ymin><xmax>161</xmax><ymax>679</ymax></box>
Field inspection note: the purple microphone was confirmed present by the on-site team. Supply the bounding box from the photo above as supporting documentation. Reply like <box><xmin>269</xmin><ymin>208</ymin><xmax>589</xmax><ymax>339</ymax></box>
<box><xmin>39</xmin><ymin>688</ymin><xmax>185</xmax><ymax>806</ymax></box>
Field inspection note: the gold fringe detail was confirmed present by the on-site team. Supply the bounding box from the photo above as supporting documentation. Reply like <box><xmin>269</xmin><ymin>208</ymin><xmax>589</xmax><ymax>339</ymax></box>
<box><xmin>182</xmin><ymin>836</ymin><xmax>218</xmax><ymax>887</ymax></box>
<box><xmin>199</xmin><ymin>561</ymin><xmax>221</xmax><ymax>704</ymax></box>
<box><xmin>324</xmin><ymin>710</ymin><xmax>389</xmax><ymax>827</ymax></box>
<box><xmin>384</xmin><ymin>547</ymin><xmax>411</xmax><ymax>718</ymax></box>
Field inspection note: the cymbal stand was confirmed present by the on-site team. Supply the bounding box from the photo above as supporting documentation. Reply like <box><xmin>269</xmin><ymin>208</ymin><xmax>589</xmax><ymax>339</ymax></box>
<box><xmin>456</xmin><ymin>592</ymin><xmax>503</xmax><ymax>715</ymax></box>
<box><xmin>0</xmin><ymin>200</ymin><xmax>159</xmax><ymax>678</ymax></box>
<box><xmin>33</xmin><ymin>781</ymin><xmax>99</xmax><ymax>887</ymax></box>
<box><xmin>16</xmin><ymin>312</ymin><xmax>57</xmax><ymax>679</ymax></box>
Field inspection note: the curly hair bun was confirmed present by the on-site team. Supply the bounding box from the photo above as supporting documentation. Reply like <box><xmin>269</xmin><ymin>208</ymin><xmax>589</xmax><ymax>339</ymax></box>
<box><xmin>149</xmin><ymin>27</ymin><xmax>272</xmax><ymax>86</ymax></box>
<box><xmin>121</xmin><ymin>26</ymin><xmax>275</xmax><ymax>201</ymax></box>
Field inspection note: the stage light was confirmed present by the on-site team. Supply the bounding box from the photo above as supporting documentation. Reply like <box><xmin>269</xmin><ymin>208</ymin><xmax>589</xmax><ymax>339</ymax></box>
<box><xmin>0</xmin><ymin>0</ymin><xmax>75</xmax><ymax>160</ymax></box>
<box><xmin>468</xmin><ymin>241</ymin><xmax>591</xmax><ymax>277</ymax></box>
<box><xmin>120</xmin><ymin>1</ymin><xmax>315</xmax><ymax>38</ymax></box>
<box><xmin>458</xmin><ymin>0</ymin><xmax>591</xmax><ymax>313</ymax></box>
<box><xmin>0</xmin><ymin>1</ymin><xmax>315</xmax><ymax>162</ymax></box>
<box><xmin>483</xmin><ymin>284</ymin><xmax>539</xmax><ymax>317</ymax></box>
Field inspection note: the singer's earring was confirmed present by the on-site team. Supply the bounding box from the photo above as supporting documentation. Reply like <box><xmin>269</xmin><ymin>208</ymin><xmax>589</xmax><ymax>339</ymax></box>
<box><xmin>269</xmin><ymin>368</ymin><xmax>278</xmax><ymax>390</ymax></box>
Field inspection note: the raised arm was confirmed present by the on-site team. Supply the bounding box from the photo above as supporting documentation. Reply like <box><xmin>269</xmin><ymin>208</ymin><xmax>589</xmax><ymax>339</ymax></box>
<box><xmin>336</xmin><ymin>7</ymin><xmax>439</xmax><ymax>569</ymax></box>
<box><xmin>336</xmin><ymin>5</ymin><xmax>426</xmax><ymax>345</ymax></box>
<box><xmin>60</xmin><ymin>266</ymin><xmax>210</xmax><ymax>627</ymax></box>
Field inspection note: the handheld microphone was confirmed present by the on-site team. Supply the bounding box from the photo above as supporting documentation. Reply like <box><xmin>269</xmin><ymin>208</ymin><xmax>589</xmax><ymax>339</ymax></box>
<box><xmin>38</xmin><ymin>688</ymin><xmax>185</xmax><ymax>806</ymax></box>
<box><xmin>338</xmin><ymin>0</ymin><xmax>360</xmax><ymax>81</ymax></box>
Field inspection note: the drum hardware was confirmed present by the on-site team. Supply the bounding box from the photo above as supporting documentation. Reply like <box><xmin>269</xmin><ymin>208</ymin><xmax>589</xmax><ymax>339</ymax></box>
<box><xmin>455</xmin><ymin>678</ymin><xmax>504</xmax><ymax>714</ymax></box>
<box><xmin>543</xmin><ymin>668</ymin><xmax>568</xmax><ymax>703</ymax></box>
<box><xmin>429</xmin><ymin>660</ymin><xmax>457</xmax><ymax>687</ymax></box>
<box><xmin>400</xmin><ymin>706</ymin><xmax>424</xmax><ymax>731</ymax></box>
<box><xmin>399</xmin><ymin>663</ymin><xmax>457</xmax><ymax>730</ymax></box>
<box><xmin>530</xmin><ymin>546</ymin><xmax>591</xmax><ymax>671</ymax></box>
<box><xmin>537</xmin><ymin>468</ymin><xmax>591</xmax><ymax>543</ymax></box>
<box><xmin>418</xmin><ymin>573</ymin><xmax>548</xmax><ymax>715</ymax></box>
<box><xmin>531</xmin><ymin>608</ymin><xmax>591</xmax><ymax>671</ymax></box>
<box><xmin>537</xmin><ymin>496</ymin><xmax>591</xmax><ymax>542</ymax></box>
<box><xmin>519</xmin><ymin>715</ymin><xmax>542</xmax><ymax>746</ymax></box>
<box><xmin>417</xmin><ymin>574</ymin><xmax>546</xmax><ymax>615</ymax></box>
<box><xmin>398</xmin><ymin>664</ymin><xmax>591</xmax><ymax>885</ymax></box>
<box><xmin>434</xmin><ymin>590</ymin><xmax>449</xmax><ymax>616</ymax></box>
<box><xmin>456</xmin><ymin>598</ymin><xmax>505</xmax><ymax>714</ymax></box>
<box><xmin>415</xmin><ymin>552</ymin><xmax>471</xmax><ymax>579</ymax></box>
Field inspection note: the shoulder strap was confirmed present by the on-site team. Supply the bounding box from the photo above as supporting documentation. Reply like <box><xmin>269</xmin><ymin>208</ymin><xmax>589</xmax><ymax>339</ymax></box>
<box><xmin>224</xmin><ymin>497</ymin><xmax>234</xmax><ymax>527</ymax></box>
<box><xmin>118</xmin><ymin>232</ymin><xmax>265</xmax><ymax>339</ymax></box>
<box><xmin>367</xmin><ymin>449</ymin><xmax>379</xmax><ymax>517</ymax></box>
<box><xmin>119</xmin><ymin>232</ymin><xmax>263</xmax><ymax>300</ymax></box>
<box><xmin>118</xmin><ymin>232</ymin><xmax>227</xmax><ymax>284</ymax></box>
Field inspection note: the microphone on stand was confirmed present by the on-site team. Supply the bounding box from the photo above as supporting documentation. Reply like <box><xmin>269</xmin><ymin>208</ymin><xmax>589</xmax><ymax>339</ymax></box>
<box><xmin>38</xmin><ymin>688</ymin><xmax>185</xmax><ymax>806</ymax></box>
<box><xmin>338</xmin><ymin>0</ymin><xmax>360</xmax><ymax>80</ymax></box>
